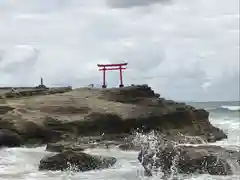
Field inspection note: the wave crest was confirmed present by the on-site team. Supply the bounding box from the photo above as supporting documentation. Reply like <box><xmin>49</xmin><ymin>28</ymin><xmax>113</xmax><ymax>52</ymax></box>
<box><xmin>206</xmin><ymin>105</ymin><xmax>240</xmax><ymax>112</ymax></box>
<box><xmin>221</xmin><ymin>105</ymin><xmax>240</xmax><ymax>111</ymax></box>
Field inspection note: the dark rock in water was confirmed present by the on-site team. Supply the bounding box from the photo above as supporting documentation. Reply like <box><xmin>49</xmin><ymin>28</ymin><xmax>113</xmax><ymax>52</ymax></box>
<box><xmin>118</xmin><ymin>142</ymin><xmax>141</xmax><ymax>151</ymax></box>
<box><xmin>138</xmin><ymin>145</ymin><xmax>240</xmax><ymax>177</ymax></box>
<box><xmin>39</xmin><ymin>150</ymin><xmax>117</xmax><ymax>171</ymax></box>
<box><xmin>0</xmin><ymin>129</ymin><xmax>23</xmax><ymax>147</ymax></box>
<box><xmin>46</xmin><ymin>142</ymin><xmax>85</xmax><ymax>153</ymax></box>
<box><xmin>206</xmin><ymin>126</ymin><xmax>227</xmax><ymax>142</ymax></box>
<box><xmin>46</xmin><ymin>135</ymin><xmax>130</xmax><ymax>153</ymax></box>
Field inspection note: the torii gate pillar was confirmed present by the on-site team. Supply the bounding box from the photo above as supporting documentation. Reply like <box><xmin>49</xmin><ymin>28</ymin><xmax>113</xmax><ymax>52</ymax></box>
<box><xmin>97</xmin><ymin>63</ymin><xmax>127</xmax><ymax>88</ymax></box>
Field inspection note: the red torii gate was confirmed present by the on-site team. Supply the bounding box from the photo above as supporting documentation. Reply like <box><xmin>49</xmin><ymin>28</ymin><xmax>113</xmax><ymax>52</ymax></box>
<box><xmin>97</xmin><ymin>63</ymin><xmax>128</xmax><ymax>88</ymax></box>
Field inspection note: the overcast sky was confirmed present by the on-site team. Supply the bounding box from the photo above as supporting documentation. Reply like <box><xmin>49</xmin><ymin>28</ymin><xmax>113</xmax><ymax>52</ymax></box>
<box><xmin>0</xmin><ymin>0</ymin><xmax>239</xmax><ymax>101</ymax></box>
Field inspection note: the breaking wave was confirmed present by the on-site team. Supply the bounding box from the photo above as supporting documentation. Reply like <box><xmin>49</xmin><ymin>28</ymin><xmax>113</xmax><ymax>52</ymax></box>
<box><xmin>206</xmin><ymin>105</ymin><xmax>240</xmax><ymax>112</ymax></box>
<box><xmin>221</xmin><ymin>106</ymin><xmax>240</xmax><ymax>111</ymax></box>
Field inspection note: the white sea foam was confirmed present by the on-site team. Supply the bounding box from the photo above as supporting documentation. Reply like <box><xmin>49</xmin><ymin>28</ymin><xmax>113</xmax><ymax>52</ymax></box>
<box><xmin>221</xmin><ymin>105</ymin><xmax>240</xmax><ymax>111</ymax></box>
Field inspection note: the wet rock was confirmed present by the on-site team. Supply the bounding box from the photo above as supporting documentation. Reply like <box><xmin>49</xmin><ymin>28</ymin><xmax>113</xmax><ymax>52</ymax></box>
<box><xmin>138</xmin><ymin>145</ymin><xmax>240</xmax><ymax>177</ymax></box>
<box><xmin>46</xmin><ymin>142</ymin><xmax>85</xmax><ymax>153</ymax></box>
<box><xmin>39</xmin><ymin>150</ymin><xmax>117</xmax><ymax>171</ymax></box>
<box><xmin>0</xmin><ymin>129</ymin><xmax>23</xmax><ymax>147</ymax></box>
<box><xmin>77</xmin><ymin>134</ymin><xmax>128</xmax><ymax>149</ymax></box>
<box><xmin>118</xmin><ymin>142</ymin><xmax>141</xmax><ymax>151</ymax></box>
<box><xmin>167</xmin><ymin>135</ymin><xmax>207</xmax><ymax>144</ymax></box>
<box><xmin>207</xmin><ymin>126</ymin><xmax>227</xmax><ymax>142</ymax></box>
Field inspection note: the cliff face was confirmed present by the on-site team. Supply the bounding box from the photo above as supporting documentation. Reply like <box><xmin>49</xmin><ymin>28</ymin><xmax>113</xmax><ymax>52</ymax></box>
<box><xmin>0</xmin><ymin>85</ymin><xmax>226</xmax><ymax>146</ymax></box>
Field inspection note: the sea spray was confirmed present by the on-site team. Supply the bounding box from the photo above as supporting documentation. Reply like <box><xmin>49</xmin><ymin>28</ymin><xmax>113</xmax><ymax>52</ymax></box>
<box><xmin>225</xmin><ymin>159</ymin><xmax>240</xmax><ymax>175</ymax></box>
<box><xmin>168</xmin><ymin>149</ymin><xmax>180</xmax><ymax>180</ymax></box>
<box><xmin>132</xmin><ymin>131</ymin><xmax>164</xmax><ymax>177</ymax></box>
<box><xmin>132</xmin><ymin>129</ymin><xmax>240</xmax><ymax>179</ymax></box>
<box><xmin>132</xmin><ymin>131</ymin><xmax>182</xmax><ymax>178</ymax></box>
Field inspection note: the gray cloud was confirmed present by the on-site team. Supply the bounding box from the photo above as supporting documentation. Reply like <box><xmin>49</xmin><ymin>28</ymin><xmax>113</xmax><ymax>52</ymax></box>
<box><xmin>0</xmin><ymin>50</ymin><xmax>4</xmax><ymax>63</ymax></box>
<box><xmin>106</xmin><ymin>0</ymin><xmax>171</xmax><ymax>8</ymax></box>
<box><xmin>0</xmin><ymin>0</ymin><xmax>239</xmax><ymax>101</ymax></box>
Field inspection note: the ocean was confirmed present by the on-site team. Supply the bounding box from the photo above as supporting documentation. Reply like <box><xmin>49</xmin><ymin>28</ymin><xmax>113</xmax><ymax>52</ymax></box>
<box><xmin>0</xmin><ymin>101</ymin><xmax>239</xmax><ymax>180</ymax></box>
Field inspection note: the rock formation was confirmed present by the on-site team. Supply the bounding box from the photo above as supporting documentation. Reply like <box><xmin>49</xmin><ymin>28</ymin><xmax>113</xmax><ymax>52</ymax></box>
<box><xmin>138</xmin><ymin>144</ymin><xmax>240</xmax><ymax>177</ymax></box>
<box><xmin>0</xmin><ymin>129</ymin><xmax>23</xmax><ymax>147</ymax></box>
<box><xmin>0</xmin><ymin>87</ymin><xmax>72</xmax><ymax>99</ymax></box>
<box><xmin>0</xmin><ymin>85</ymin><xmax>226</xmax><ymax>146</ymax></box>
<box><xmin>0</xmin><ymin>85</ymin><xmax>231</xmax><ymax>174</ymax></box>
<box><xmin>46</xmin><ymin>141</ymin><xmax>85</xmax><ymax>153</ymax></box>
<box><xmin>39</xmin><ymin>150</ymin><xmax>117</xmax><ymax>171</ymax></box>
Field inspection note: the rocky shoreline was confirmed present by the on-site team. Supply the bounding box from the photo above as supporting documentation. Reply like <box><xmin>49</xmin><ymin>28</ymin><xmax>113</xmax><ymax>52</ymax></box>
<box><xmin>1</xmin><ymin>85</ymin><xmax>239</xmax><ymax>177</ymax></box>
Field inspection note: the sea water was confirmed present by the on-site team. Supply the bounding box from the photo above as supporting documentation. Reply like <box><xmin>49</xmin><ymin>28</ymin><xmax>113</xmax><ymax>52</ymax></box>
<box><xmin>0</xmin><ymin>101</ymin><xmax>239</xmax><ymax>180</ymax></box>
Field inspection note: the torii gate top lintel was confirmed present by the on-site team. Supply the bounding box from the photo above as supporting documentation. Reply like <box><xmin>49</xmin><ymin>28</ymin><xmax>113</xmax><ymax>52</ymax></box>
<box><xmin>97</xmin><ymin>62</ymin><xmax>128</xmax><ymax>67</ymax></box>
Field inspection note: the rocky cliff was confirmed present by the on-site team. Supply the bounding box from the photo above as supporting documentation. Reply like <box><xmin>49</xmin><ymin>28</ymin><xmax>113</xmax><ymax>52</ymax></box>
<box><xmin>0</xmin><ymin>85</ymin><xmax>226</xmax><ymax>147</ymax></box>
<box><xmin>0</xmin><ymin>87</ymin><xmax>72</xmax><ymax>99</ymax></box>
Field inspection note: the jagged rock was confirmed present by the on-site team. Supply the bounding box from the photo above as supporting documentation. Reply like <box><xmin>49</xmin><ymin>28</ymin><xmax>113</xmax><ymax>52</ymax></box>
<box><xmin>101</xmin><ymin>85</ymin><xmax>157</xmax><ymax>104</ymax></box>
<box><xmin>0</xmin><ymin>129</ymin><xmax>23</xmax><ymax>147</ymax></box>
<box><xmin>39</xmin><ymin>150</ymin><xmax>117</xmax><ymax>171</ymax></box>
<box><xmin>138</xmin><ymin>144</ymin><xmax>240</xmax><ymax>177</ymax></box>
<box><xmin>206</xmin><ymin>126</ymin><xmax>227</xmax><ymax>142</ymax></box>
